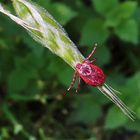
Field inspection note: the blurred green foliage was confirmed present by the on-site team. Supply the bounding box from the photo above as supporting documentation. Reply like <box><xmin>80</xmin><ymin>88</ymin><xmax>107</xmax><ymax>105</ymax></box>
<box><xmin>0</xmin><ymin>0</ymin><xmax>140</xmax><ymax>139</ymax></box>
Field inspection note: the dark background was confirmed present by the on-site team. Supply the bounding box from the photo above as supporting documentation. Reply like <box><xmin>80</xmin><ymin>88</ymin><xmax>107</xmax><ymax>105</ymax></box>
<box><xmin>0</xmin><ymin>0</ymin><xmax>140</xmax><ymax>139</ymax></box>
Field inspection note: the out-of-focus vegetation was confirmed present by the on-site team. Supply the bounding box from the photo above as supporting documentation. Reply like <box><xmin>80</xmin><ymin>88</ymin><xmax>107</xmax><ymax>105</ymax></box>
<box><xmin>0</xmin><ymin>0</ymin><xmax>140</xmax><ymax>139</ymax></box>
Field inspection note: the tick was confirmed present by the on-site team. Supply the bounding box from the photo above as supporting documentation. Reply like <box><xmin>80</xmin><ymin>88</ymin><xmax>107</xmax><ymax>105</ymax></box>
<box><xmin>68</xmin><ymin>44</ymin><xmax>106</xmax><ymax>92</ymax></box>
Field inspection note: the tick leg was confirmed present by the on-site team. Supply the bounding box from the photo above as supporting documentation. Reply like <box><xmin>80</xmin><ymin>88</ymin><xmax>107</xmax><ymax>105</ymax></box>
<box><xmin>76</xmin><ymin>76</ymin><xmax>81</xmax><ymax>93</ymax></box>
<box><xmin>67</xmin><ymin>70</ymin><xmax>77</xmax><ymax>91</ymax></box>
<box><xmin>86</xmin><ymin>43</ymin><xmax>97</xmax><ymax>60</ymax></box>
<box><xmin>90</xmin><ymin>58</ymin><xmax>96</xmax><ymax>63</ymax></box>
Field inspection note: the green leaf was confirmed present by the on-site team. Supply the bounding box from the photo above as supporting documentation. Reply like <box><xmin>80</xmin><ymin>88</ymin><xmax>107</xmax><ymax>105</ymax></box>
<box><xmin>92</xmin><ymin>0</ymin><xmax>119</xmax><ymax>16</ymax></box>
<box><xmin>115</xmin><ymin>19</ymin><xmax>138</xmax><ymax>44</ymax></box>
<box><xmin>105</xmin><ymin>106</ymin><xmax>127</xmax><ymax>129</ymax></box>
<box><xmin>105</xmin><ymin>1</ymin><xmax>138</xmax><ymax>27</ymax></box>
<box><xmin>58</xmin><ymin>67</ymin><xmax>74</xmax><ymax>87</ymax></box>
<box><xmin>49</xmin><ymin>3</ymin><xmax>77</xmax><ymax>25</ymax></box>
<box><xmin>80</xmin><ymin>18</ymin><xmax>109</xmax><ymax>46</ymax></box>
<box><xmin>117</xmin><ymin>2</ymin><xmax>137</xmax><ymax>18</ymax></box>
<box><xmin>68</xmin><ymin>95</ymin><xmax>101</xmax><ymax>124</ymax></box>
<box><xmin>47</xmin><ymin>56</ymin><xmax>74</xmax><ymax>87</ymax></box>
<box><xmin>134</xmin><ymin>8</ymin><xmax>140</xmax><ymax>24</ymax></box>
<box><xmin>8</xmin><ymin>54</ymin><xmax>40</xmax><ymax>93</ymax></box>
<box><xmin>8</xmin><ymin>67</ymin><xmax>37</xmax><ymax>93</ymax></box>
<box><xmin>121</xmin><ymin>72</ymin><xmax>140</xmax><ymax>115</ymax></box>
<box><xmin>125</xmin><ymin>120</ymin><xmax>140</xmax><ymax>132</ymax></box>
<box><xmin>94</xmin><ymin>46</ymin><xmax>110</xmax><ymax>66</ymax></box>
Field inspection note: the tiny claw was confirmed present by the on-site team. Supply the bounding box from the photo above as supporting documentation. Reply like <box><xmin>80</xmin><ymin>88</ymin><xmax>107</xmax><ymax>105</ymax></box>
<box><xmin>90</xmin><ymin>58</ymin><xmax>96</xmax><ymax>63</ymax></box>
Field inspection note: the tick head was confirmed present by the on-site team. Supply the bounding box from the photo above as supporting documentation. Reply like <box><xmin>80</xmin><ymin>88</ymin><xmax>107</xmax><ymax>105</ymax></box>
<box><xmin>76</xmin><ymin>63</ymin><xmax>92</xmax><ymax>76</ymax></box>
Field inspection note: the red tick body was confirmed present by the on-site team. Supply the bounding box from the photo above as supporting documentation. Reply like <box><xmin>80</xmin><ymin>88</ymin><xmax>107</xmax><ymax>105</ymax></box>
<box><xmin>68</xmin><ymin>44</ymin><xmax>106</xmax><ymax>92</ymax></box>
<box><xmin>76</xmin><ymin>62</ymin><xmax>106</xmax><ymax>86</ymax></box>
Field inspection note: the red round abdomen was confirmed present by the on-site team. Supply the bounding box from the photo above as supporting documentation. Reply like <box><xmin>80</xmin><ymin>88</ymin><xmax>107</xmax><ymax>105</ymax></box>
<box><xmin>80</xmin><ymin>64</ymin><xmax>106</xmax><ymax>86</ymax></box>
